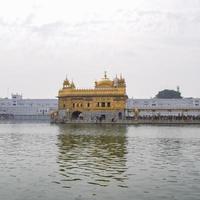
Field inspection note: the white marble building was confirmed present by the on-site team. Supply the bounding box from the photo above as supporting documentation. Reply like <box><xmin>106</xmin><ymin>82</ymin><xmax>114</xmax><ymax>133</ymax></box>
<box><xmin>0</xmin><ymin>94</ymin><xmax>58</xmax><ymax>120</ymax></box>
<box><xmin>126</xmin><ymin>98</ymin><xmax>200</xmax><ymax>117</ymax></box>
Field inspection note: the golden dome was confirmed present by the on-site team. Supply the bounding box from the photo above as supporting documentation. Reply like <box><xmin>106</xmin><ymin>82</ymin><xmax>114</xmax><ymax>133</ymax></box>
<box><xmin>95</xmin><ymin>72</ymin><xmax>114</xmax><ymax>88</ymax></box>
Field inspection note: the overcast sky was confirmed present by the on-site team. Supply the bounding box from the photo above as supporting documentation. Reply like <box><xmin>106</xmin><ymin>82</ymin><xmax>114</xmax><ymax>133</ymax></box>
<box><xmin>0</xmin><ymin>0</ymin><xmax>200</xmax><ymax>99</ymax></box>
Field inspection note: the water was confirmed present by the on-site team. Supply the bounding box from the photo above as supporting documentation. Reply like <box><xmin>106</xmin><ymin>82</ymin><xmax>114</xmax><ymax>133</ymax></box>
<box><xmin>0</xmin><ymin>123</ymin><xmax>200</xmax><ymax>200</ymax></box>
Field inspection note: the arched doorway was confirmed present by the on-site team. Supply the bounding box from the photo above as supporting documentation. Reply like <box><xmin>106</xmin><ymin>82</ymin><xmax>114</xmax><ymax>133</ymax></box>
<box><xmin>71</xmin><ymin>111</ymin><xmax>82</xmax><ymax>120</ymax></box>
<box><xmin>118</xmin><ymin>112</ymin><xmax>122</xmax><ymax>120</ymax></box>
<box><xmin>100</xmin><ymin>114</ymin><xmax>106</xmax><ymax>121</ymax></box>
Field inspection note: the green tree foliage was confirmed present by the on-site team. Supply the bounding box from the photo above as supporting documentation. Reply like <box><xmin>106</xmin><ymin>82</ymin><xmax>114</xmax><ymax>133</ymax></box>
<box><xmin>156</xmin><ymin>89</ymin><xmax>182</xmax><ymax>99</ymax></box>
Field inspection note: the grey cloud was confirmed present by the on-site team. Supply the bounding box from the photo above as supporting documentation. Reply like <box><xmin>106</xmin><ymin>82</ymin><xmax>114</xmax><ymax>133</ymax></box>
<box><xmin>31</xmin><ymin>21</ymin><xmax>67</xmax><ymax>34</ymax></box>
<box><xmin>1</xmin><ymin>6</ymin><xmax>200</xmax><ymax>45</ymax></box>
<box><xmin>118</xmin><ymin>9</ymin><xmax>200</xmax><ymax>36</ymax></box>
<box><xmin>23</xmin><ymin>13</ymin><xmax>35</xmax><ymax>25</ymax></box>
<box><xmin>192</xmin><ymin>13</ymin><xmax>200</xmax><ymax>23</ymax></box>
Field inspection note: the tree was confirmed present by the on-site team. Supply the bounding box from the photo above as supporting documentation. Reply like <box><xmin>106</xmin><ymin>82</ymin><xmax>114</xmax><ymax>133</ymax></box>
<box><xmin>155</xmin><ymin>89</ymin><xmax>182</xmax><ymax>99</ymax></box>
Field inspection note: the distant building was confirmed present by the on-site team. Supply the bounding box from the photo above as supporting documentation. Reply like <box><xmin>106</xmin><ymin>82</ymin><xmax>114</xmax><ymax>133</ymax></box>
<box><xmin>126</xmin><ymin>98</ymin><xmax>200</xmax><ymax>117</ymax></box>
<box><xmin>0</xmin><ymin>94</ymin><xmax>57</xmax><ymax>120</ymax></box>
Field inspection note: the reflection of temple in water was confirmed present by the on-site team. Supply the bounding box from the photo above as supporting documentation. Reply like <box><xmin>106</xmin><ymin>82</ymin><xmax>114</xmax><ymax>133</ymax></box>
<box><xmin>56</xmin><ymin>125</ymin><xmax>128</xmax><ymax>187</ymax></box>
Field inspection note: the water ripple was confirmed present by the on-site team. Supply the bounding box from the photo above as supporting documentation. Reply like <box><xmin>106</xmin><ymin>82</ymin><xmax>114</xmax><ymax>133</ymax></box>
<box><xmin>56</xmin><ymin>125</ymin><xmax>128</xmax><ymax>189</ymax></box>
<box><xmin>1</xmin><ymin>123</ymin><xmax>200</xmax><ymax>200</ymax></box>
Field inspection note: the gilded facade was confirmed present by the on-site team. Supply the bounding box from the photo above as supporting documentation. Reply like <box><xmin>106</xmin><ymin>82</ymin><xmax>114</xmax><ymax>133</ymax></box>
<box><xmin>56</xmin><ymin>72</ymin><xmax>127</xmax><ymax>122</ymax></box>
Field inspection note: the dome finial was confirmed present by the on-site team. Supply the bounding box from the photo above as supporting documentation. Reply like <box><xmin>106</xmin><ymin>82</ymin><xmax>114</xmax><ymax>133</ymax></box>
<box><xmin>104</xmin><ymin>71</ymin><xmax>107</xmax><ymax>79</ymax></box>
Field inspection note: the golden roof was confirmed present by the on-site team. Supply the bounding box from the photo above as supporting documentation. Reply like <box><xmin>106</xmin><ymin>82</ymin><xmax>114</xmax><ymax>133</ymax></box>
<box><xmin>61</xmin><ymin>72</ymin><xmax>126</xmax><ymax>93</ymax></box>
<box><xmin>95</xmin><ymin>71</ymin><xmax>114</xmax><ymax>88</ymax></box>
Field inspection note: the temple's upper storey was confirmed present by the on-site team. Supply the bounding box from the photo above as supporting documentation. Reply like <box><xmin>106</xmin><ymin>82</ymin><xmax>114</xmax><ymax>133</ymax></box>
<box><xmin>61</xmin><ymin>72</ymin><xmax>126</xmax><ymax>91</ymax></box>
<box><xmin>59</xmin><ymin>72</ymin><xmax>127</xmax><ymax>98</ymax></box>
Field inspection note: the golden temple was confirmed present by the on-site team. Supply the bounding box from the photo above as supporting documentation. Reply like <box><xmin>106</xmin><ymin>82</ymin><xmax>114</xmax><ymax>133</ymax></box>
<box><xmin>56</xmin><ymin>72</ymin><xmax>128</xmax><ymax>122</ymax></box>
